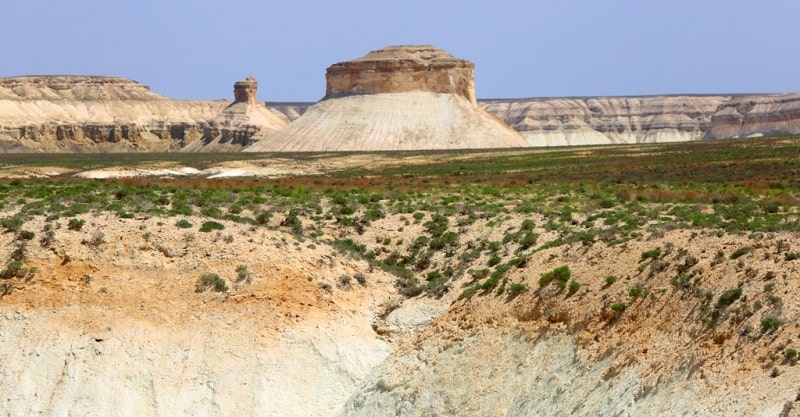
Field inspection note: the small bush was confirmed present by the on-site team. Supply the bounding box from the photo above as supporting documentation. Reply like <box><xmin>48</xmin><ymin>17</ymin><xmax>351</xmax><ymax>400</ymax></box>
<box><xmin>568</xmin><ymin>280</ymin><xmax>581</xmax><ymax>294</ymax></box>
<box><xmin>199</xmin><ymin>221</ymin><xmax>225</xmax><ymax>233</ymax></box>
<box><xmin>718</xmin><ymin>288</ymin><xmax>742</xmax><ymax>307</ymax></box>
<box><xmin>354</xmin><ymin>273</ymin><xmax>367</xmax><ymax>286</ymax></box>
<box><xmin>197</xmin><ymin>273</ymin><xmax>228</xmax><ymax>292</ymax></box>
<box><xmin>487</xmin><ymin>254</ymin><xmax>502</xmax><ymax>267</ymax></box>
<box><xmin>604</xmin><ymin>275</ymin><xmax>618</xmax><ymax>285</ymax></box>
<box><xmin>508</xmin><ymin>282</ymin><xmax>527</xmax><ymax>295</ymax></box>
<box><xmin>641</xmin><ymin>247</ymin><xmax>661</xmax><ymax>261</ymax></box>
<box><xmin>18</xmin><ymin>230</ymin><xmax>35</xmax><ymax>241</ymax></box>
<box><xmin>610</xmin><ymin>302</ymin><xmax>626</xmax><ymax>312</ymax></box>
<box><xmin>730</xmin><ymin>246</ymin><xmax>751</xmax><ymax>260</ymax></box>
<box><xmin>785</xmin><ymin>252</ymin><xmax>800</xmax><ymax>261</ymax></box>
<box><xmin>175</xmin><ymin>219</ymin><xmax>193</xmax><ymax>229</ymax></box>
<box><xmin>785</xmin><ymin>348</ymin><xmax>798</xmax><ymax>363</ymax></box>
<box><xmin>67</xmin><ymin>218</ymin><xmax>85</xmax><ymax>231</ymax></box>
<box><xmin>628</xmin><ymin>285</ymin><xmax>644</xmax><ymax>298</ymax></box>
<box><xmin>235</xmin><ymin>265</ymin><xmax>251</xmax><ymax>284</ymax></box>
<box><xmin>461</xmin><ymin>286</ymin><xmax>477</xmax><ymax>299</ymax></box>
<box><xmin>761</xmin><ymin>316</ymin><xmax>781</xmax><ymax>333</ymax></box>
<box><xmin>539</xmin><ymin>265</ymin><xmax>570</xmax><ymax>286</ymax></box>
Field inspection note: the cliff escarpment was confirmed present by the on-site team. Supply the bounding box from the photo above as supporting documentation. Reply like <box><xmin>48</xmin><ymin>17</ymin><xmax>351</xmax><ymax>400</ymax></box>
<box><xmin>0</xmin><ymin>76</ymin><xmax>287</xmax><ymax>153</ymax></box>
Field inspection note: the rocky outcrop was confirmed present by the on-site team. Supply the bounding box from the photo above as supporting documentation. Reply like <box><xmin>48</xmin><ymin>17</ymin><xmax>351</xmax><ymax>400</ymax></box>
<box><xmin>707</xmin><ymin>93</ymin><xmax>800</xmax><ymax>139</ymax></box>
<box><xmin>180</xmin><ymin>77</ymin><xmax>288</xmax><ymax>152</ymax></box>
<box><xmin>249</xmin><ymin>45</ymin><xmax>525</xmax><ymax>151</ymax></box>
<box><xmin>0</xmin><ymin>75</ymin><xmax>287</xmax><ymax>153</ymax></box>
<box><xmin>325</xmin><ymin>45</ymin><xmax>477</xmax><ymax>104</ymax></box>
<box><xmin>0</xmin><ymin>76</ymin><xmax>225</xmax><ymax>152</ymax></box>
<box><xmin>481</xmin><ymin>95</ymin><xmax>731</xmax><ymax>146</ymax></box>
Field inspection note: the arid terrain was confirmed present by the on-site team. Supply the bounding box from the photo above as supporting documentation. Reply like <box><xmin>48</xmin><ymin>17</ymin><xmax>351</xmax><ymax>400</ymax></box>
<box><xmin>2</xmin><ymin>137</ymin><xmax>800</xmax><ymax>416</ymax></box>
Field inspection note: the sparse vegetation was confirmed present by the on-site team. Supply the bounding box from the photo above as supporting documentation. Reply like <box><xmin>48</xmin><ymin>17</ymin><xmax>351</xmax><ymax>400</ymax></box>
<box><xmin>196</xmin><ymin>273</ymin><xmax>228</xmax><ymax>293</ymax></box>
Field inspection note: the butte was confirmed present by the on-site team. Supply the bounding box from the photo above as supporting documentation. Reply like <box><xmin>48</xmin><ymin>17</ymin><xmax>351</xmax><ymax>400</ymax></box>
<box><xmin>246</xmin><ymin>45</ymin><xmax>526</xmax><ymax>151</ymax></box>
<box><xmin>181</xmin><ymin>76</ymin><xmax>287</xmax><ymax>152</ymax></box>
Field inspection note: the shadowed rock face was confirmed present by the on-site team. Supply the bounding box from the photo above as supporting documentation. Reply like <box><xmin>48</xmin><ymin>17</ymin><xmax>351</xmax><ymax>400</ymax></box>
<box><xmin>325</xmin><ymin>45</ymin><xmax>477</xmax><ymax>104</ymax></box>
<box><xmin>250</xmin><ymin>45</ymin><xmax>524</xmax><ymax>151</ymax></box>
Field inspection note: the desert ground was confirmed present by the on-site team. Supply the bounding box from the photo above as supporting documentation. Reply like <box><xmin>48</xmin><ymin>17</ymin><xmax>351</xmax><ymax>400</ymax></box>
<box><xmin>2</xmin><ymin>137</ymin><xmax>800</xmax><ymax>416</ymax></box>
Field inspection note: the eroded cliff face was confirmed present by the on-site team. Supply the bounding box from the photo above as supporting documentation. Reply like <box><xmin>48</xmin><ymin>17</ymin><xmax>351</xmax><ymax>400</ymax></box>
<box><xmin>0</xmin><ymin>76</ymin><xmax>284</xmax><ymax>153</ymax></box>
<box><xmin>325</xmin><ymin>45</ymin><xmax>476</xmax><ymax>104</ymax></box>
<box><xmin>708</xmin><ymin>93</ymin><xmax>800</xmax><ymax>139</ymax></box>
<box><xmin>249</xmin><ymin>45</ymin><xmax>525</xmax><ymax>151</ymax></box>
<box><xmin>481</xmin><ymin>95</ymin><xmax>730</xmax><ymax>146</ymax></box>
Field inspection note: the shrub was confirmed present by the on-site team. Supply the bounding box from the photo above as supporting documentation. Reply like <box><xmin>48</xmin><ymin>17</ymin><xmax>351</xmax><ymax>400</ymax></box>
<box><xmin>568</xmin><ymin>280</ymin><xmax>581</xmax><ymax>294</ymax></box>
<box><xmin>628</xmin><ymin>285</ymin><xmax>644</xmax><ymax>297</ymax></box>
<box><xmin>235</xmin><ymin>265</ymin><xmax>251</xmax><ymax>284</ymax></box>
<box><xmin>199</xmin><ymin>221</ymin><xmax>224</xmax><ymax>233</ymax></box>
<box><xmin>641</xmin><ymin>247</ymin><xmax>661</xmax><ymax>261</ymax></box>
<box><xmin>18</xmin><ymin>230</ymin><xmax>35</xmax><ymax>241</ymax></box>
<box><xmin>519</xmin><ymin>232</ymin><xmax>538</xmax><ymax>249</ymax></box>
<box><xmin>67</xmin><ymin>218</ymin><xmax>85</xmax><ymax>231</ymax></box>
<box><xmin>785</xmin><ymin>252</ymin><xmax>800</xmax><ymax>261</ymax></box>
<box><xmin>761</xmin><ymin>316</ymin><xmax>781</xmax><ymax>333</ymax></box>
<box><xmin>487</xmin><ymin>254</ymin><xmax>502</xmax><ymax>267</ymax></box>
<box><xmin>717</xmin><ymin>288</ymin><xmax>742</xmax><ymax>307</ymax></box>
<box><xmin>610</xmin><ymin>302</ymin><xmax>626</xmax><ymax>312</ymax></box>
<box><xmin>197</xmin><ymin>273</ymin><xmax>228</xmax><ymax>292</ymax></box>
<box><xmin>175</xmin><ymin>219</ymin><xmax>193</xmax><ymax>229</ymax></box>
<box><xmin>730</xmin><ymin>246</ymin><xmax>751</xmax><ymax>260</ymax></box>
<box><xmin>461</xmin><ymin>286</ymin><xmax>477</xmax><ymax>299</ymax></box>
<box><xmin>539</xmin><ymin>265</ymin><xmax>570</xmax><ymax>286</ymax></box>
<box><xmin>604</xmin><ymin>275</ymin><xmax>618</xmax><ymax>285</ymax></box>
<box><xmin>786</xmin><ymin>348</ymin><xmax>798</xmax><ymax>363</ymax></box>
<box><xmin>508</xmin><ymin>282</ymin><xmax>527</xmax><ymax>295</ymax></box>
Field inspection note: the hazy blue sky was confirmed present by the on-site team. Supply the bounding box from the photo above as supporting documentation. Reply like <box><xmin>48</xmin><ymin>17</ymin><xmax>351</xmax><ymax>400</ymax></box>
<box><xmin>2</xmin><ymin>1</ymin><xmax>798</xmax><ymax>101</ymax></box>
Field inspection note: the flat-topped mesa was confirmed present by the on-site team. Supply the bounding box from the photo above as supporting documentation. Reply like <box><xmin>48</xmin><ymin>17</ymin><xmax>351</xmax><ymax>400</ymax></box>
<box><xmin>233</xmin><ymin>76</ymin><xmax>258</xmax><ymax>107</ymax></box>
<box><xmin>325</xmin><ymin>45</ymin><xmax>477</xmax><ymax>104</ymax></box>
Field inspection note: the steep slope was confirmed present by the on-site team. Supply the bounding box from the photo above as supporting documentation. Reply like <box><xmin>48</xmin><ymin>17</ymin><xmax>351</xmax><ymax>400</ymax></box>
<box><xmin>0</xmin><ymin>214</ymin><xmax>397</xmax><ymax>417</ymax></box>
<box><xmin>248</xmin><ymin>92</ymin><xmax>525</xmax><ymax>151</ymax></box>
<box><xmin>336</xmin><ymin>230</ymin><xmax>800</xmax><ymax>416</ymax></box>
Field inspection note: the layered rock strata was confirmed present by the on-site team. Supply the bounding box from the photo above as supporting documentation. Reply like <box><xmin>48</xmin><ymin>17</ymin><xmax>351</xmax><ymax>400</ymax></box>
<box><xmin>249</xmin><ymin>45</ymin><xmax>525</xmax><ymax>151</ymax></box>
<box><xmin>180</xmin><ymin>76</ymin><xmax>287</xmax><ymax>152</ymax></box>
<box><xmin>0</xmin><ymin>76</ymin><xmax>224</xmax><ymax>152</ymax></box>
<box><xmin>481</xmin><ymin>95</ymin><xmax>731</xmax><ymax>146</ymax></box>
<box><xmin>0</xmin><ymin>76</ymin><xmax>287</xmax><ymax>153</ymax></box>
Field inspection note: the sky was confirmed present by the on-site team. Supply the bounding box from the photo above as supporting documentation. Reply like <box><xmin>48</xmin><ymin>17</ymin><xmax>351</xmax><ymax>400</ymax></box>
<box><xmin>2</xmin><ymin>1</ymin><xmax>799</xmax><ymax>101</ymax></box>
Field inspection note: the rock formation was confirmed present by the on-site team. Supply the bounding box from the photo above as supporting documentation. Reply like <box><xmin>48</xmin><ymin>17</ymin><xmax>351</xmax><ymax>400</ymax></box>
<box><xmin>247</xmin><ymin>45</ymin><xmax>526</xmax><ymax>152</ymax></box>
<box><xmin>481</xmin><ymin>95</ymin><xmax>731</xmax><ymax>146</ymax></box>
<box><xmin>481</xmin><ymin>93</ymin><xmax>800</xmax><ymax>147</ymax></box>
<box><xmin>707</xmin><ymin>92</ymin><xmax>800</xmax><ymax>139</ymax></box>
<box><xmin>324</xmin><ymin>45</ymin><xmax>477</xmax><ymax>104</ymax></box>
<box><xmin>0</xmin><ymin>76</ymin><xmax>226</xmax><ymax>152</ymax></box>
<box><xmin>180</xmin><ymin>76</ymin><xmax>287</xmax><ymax>152</ymax></box>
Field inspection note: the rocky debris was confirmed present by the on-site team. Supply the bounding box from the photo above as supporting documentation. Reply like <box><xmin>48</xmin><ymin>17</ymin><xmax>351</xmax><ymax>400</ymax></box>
<box><xmin>249</xmin><ymin>45</ymin><xmax>526</xmax><ymax>151</ymax></box>
<box><xmin>180</xmin><ymin>76</ymin><xmax>288</xmax><ymax>152</ymax></box>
